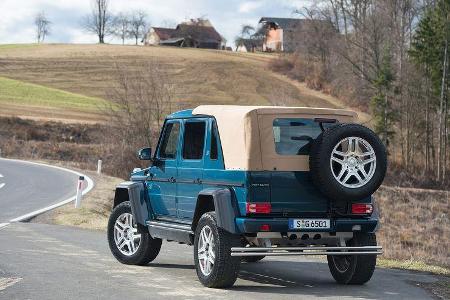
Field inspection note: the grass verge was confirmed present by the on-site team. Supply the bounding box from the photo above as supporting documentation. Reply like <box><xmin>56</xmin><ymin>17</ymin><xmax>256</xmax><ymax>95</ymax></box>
<box><xmin>377</xmin><ymin>258</ymin><xmax>449</xmax><ymax>276</ymax></box>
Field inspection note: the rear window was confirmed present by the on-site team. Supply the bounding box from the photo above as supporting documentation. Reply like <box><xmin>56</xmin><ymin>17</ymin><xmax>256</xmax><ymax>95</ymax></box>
<box><xmin>273</xmin><ymin>118</ymin><xmax>330</xmax><ymax>155</ymax></box>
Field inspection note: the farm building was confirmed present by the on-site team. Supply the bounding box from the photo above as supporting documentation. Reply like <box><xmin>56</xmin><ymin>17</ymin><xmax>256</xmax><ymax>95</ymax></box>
<box><xmin>144</xmin><ymin>19</ymin><xmax>226</xmax><ymax>50</ymax></box>
<box><xmin>258</xmin><ymin>17</ymin><xmax>333</xmax><ymax>52</ymax></box>
<box><xmin>145</xmin><ymin>27</ymin><xmax>176</xmax><ymax>45</ymax></box>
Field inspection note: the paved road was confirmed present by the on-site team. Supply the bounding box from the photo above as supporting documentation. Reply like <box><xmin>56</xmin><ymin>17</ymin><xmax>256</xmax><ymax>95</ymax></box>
<box><xmin>0</xmin><ymin>159</ymin><xmax>89</xmax><ymax>224</ymax></box>
<box><xmin>0</xmin><ymin>223</ymin><xmax>439</xmax><ymax>300</ymax></box>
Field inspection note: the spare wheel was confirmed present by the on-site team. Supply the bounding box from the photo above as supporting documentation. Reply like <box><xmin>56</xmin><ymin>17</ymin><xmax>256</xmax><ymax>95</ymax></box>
<box><xmin>309</xmin><ymin>124</ymin><xmax>387</xmax><ymax>202</ymax></box>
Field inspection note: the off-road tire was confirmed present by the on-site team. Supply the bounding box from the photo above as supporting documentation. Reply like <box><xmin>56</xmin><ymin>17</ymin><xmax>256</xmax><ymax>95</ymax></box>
<box><xmin>242</xmin><ymin>256</ymin><xmax>265</xmax><ymax>263</ymax></box>
<box><xmin>107</xmin><ymin>201</ymin><xmax>162</xmax><ymax>265</ymax></box>
<box><xmin>194</xmin><ymin>212</ymin><xmax>241</xmax><ymax>288</ymax></box>
<box><xmin>309</xmin><ymin>123</ymin><xmax>387</xmax><ymax>201</ymax></box>
<box><xmin>327</xmin><ymin>233</ymin><xmax>377</xmax><ymax>284</ymax></box>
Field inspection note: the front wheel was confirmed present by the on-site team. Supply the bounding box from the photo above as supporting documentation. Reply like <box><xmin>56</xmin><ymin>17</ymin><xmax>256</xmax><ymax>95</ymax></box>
<box><xmin>107</xmin><ymin>201</ymin><xmax>162</xmax><ymax>265</ymax></box>
<box><xmin>194</xmin><ymin>212</ymin><xmax>241</xmax><ymax>288</ymax></box>
<box><xmin>327</xmin><ymin>233</ymin><xmax>377</xmax><ymax>284</ymax></box>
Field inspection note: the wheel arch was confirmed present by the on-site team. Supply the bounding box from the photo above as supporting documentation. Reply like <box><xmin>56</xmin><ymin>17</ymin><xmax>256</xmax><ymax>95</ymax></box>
<box><xmin>113</xmin><ymin>181</ymin><xmax>150</xmax><ymax>228</ymax></box>
<box><xmin>192</xmin><ymin>188</ymin><xmax>238</xmax><ymax>234</ymax></box>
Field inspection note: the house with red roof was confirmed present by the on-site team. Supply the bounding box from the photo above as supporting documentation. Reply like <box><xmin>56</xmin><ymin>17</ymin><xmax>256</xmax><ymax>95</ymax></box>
<box><xmin>144</xmin><ymin>18</ymin><xmax>226</xmax><ymax>50</ymax></box>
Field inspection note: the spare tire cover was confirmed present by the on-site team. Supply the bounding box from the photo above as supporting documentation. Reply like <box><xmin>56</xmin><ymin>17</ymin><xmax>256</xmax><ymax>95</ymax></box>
<box><xmin>309</xmin><ymin>124</ymin><xmax>387</xmax><ymax>201</ymax></box>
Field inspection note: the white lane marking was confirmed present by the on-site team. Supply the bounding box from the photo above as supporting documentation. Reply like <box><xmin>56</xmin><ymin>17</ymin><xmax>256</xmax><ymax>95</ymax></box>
<box><xmin>0</xmin><ymin>183</ymin><xmax>5</xmax><ymax>190</ymax></box>
<box><xmin>0</xmin><ymin>158</ymin><xmax>94</xmax><ymax>223</ymax></box>
<box><xmin>0</xmin><ymin>223</ymin><xmax>10</xmax><ymax>229</ymax></box>
<box><xmin>0</xmin><ymin>173</ymin><xmax>3</xmax><ymax>177</ymax></box>
<box><xmin>0</xmin><ymin>277</ymin><xmax>22</xmax><ymax>291</ymax></box>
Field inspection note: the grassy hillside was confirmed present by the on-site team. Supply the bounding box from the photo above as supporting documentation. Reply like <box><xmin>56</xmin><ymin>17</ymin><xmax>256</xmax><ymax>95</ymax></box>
<box><xmin>0</xmin><ymin>44</ymin><xmax>352</xmax><ymax>123</ymax></box>
<box><xmin>0</xmin><ymin>76</ymin><xmax>105</xmax><ymax>109</ymax></box>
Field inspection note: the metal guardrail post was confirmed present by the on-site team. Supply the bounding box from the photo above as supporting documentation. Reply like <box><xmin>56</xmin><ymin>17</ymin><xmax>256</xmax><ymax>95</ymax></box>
<box><xmin>75</xmin><ymin>176</ymin><xmax>85</xmax><ymax>208</ymax></box>
<box><xmin>97</xmin><ymin>159</ymin><xmax>102</xmax><ymax>174</ymax></box>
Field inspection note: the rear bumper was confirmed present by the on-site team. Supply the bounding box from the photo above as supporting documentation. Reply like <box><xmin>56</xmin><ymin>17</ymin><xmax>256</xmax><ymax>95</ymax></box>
<box><xmin>235</xmin><ymin>217</ymin><xmax>378</xmax><ymax>233</ymax></box>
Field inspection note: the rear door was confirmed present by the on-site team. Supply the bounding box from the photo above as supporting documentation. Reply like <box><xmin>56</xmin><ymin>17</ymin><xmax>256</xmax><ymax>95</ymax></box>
<box><xmin>176</xmin><ymin>119</ymin><xmax>207</xmax><ymax>220</ymax></box>
<box><xmin>253</xmin><ymin>117</ymin><xmax>332</xmax><ymax>215</ymax></box>
<box><xmin>148</xmin><ymin>120</ymin><xmax>181</xmax><ymax>217</ymax></box>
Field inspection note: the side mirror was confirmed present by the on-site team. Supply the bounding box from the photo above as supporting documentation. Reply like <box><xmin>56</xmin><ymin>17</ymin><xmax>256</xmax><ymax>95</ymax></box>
<box><xmin>137</xmin><ymin>147</ymin><xmax>152</xmax><ymax>160</ymax></box>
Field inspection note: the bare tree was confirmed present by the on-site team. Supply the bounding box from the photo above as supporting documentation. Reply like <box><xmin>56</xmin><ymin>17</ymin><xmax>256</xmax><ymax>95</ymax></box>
<box><xmin>113</xmin><ymin>13</ymin><xmax>130</xmax><ymax>45</ymax></box>
<box><xmin>82</xmin><ymin>0</ymin><xmax>112</xmax><ymax>43</ymax></box>
<box><xmin>129</xmin><ymin>10</ymin><xmax>148</xmax><ymax>45</ymax></box>
<box><xmin>104</xmin><ymin>59</ymin><xmax>174</xmax><ymax>163</ymax></box>
<box><xmin>34</xmin><ymin>12</ymin><xmax>51</xmax><ymax>43</ymax></box>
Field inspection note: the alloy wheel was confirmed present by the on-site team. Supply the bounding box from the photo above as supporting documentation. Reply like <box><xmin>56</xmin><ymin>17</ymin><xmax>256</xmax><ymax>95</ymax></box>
<box><xmin>330</xmin><ymin>137</ymin><xmax>376</xmax><ymax>188</ymax></box>
<box><xmin>113</xmin><ymin>212</ymin><xmax>141</xmax><ymax>256</ymax></box>
<box><xmin>197</xmin><ymin>225</ymin><xmax>216</xmax><ymax>276</ymax></box>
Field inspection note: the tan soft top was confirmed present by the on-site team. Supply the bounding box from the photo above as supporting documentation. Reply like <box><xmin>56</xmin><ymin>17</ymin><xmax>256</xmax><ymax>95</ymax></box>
<box><xmin>193</xmin><ymin>105</ymin><xmax>357</xmax><ymax>171</ymax></box>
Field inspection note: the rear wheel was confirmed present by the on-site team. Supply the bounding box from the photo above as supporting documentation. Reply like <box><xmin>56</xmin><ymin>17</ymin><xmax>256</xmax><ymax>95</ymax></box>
<box><xmin>194</xmin><ymin>212</ymin><xmax>241</xmax><ymax>288</ymax></box>
<box><xmin>327</xmin><ymin>233</ymin><xmax>377</xmax><ymax>284</ymax></box>
<box><xmin>107</xmin><ymin>201</ymin><xmax>162</xmax><ymax>265</ymax></box>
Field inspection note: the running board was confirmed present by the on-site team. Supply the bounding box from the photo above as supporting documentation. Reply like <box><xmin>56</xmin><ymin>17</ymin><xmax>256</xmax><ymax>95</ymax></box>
<box><xmin>146</xmin><ymin>220</ymin><xmax>193</xmax><ymax>245</ymax></box>
<box><xmin>231</xmin><ymin>246</ymin><xmax>383</xmax><ymax>257</ymax></box>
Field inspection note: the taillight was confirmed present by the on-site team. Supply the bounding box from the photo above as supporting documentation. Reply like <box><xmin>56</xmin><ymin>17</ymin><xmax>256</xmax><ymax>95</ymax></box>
<box><xmin>351</xmin><ymin>203</ymin><xmax>373</xmax><ymax>214</ymax></box>
<box><xmin>259</xmin><ymin>224</ymin><xmax>271</xmax><ymax>231</ymax></box>
<box><xmin>246</xmin><ymin>202</ymin><xmax>271</xmax><ymax>214</ymax></box>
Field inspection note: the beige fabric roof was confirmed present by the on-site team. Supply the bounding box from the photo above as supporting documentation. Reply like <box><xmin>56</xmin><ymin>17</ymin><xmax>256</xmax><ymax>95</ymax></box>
<box><xmin>192</xmin><ymin>105</ymin><xmax>357</xmax><ymax>171</ymax></box>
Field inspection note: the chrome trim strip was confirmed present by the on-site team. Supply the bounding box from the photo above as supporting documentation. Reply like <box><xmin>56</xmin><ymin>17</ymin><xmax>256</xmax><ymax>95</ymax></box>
<box><xmin>201</xmin><ymin>180</ymin><xmax>244</xmax><ymax>187</ymax></box>
<box><xmin>145</xmin><ymin>178</ymin><xmax>244</xmax><ymax>187</ymax></box>
<box><xmin>231</xmin><ymin>245</ymin><xmax>383</xmax><ymax>257</ymax></box>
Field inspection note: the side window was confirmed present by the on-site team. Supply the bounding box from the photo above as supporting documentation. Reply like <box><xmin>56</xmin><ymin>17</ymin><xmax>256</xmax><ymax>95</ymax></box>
<box><xmin>183</xmin><ymin>121</ymin><xmax>206</xmax><ymax>160</ymax></box>
<box><xmin>159</xmin><ymin>122</ymin><xmax>180</xmax><ymax>159</ymax></box>
<box><xmin>210</xmin><ymin>121</ymin><xmax>218</xmax><ymax>160</ymax></box>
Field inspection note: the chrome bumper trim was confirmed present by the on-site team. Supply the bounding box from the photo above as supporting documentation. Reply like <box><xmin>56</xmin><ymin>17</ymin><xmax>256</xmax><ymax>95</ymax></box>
<box><xmin>231</xmin><ymin>246</ymin><xmax>383</xmax><ymax>257</ymax></box>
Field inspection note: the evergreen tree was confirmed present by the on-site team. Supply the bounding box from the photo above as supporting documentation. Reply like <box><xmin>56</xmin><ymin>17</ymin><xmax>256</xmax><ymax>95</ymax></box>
<box><xmin>371</xmin><ymin>48</ymin><xmax>396</xmax><ymax>147</ymax></box>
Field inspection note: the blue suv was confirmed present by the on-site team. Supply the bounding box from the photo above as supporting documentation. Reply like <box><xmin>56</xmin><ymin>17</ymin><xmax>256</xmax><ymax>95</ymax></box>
<box><xmin>107</xmin><ymin>105</ymin><xmax>387</xmax><ymax>288</ymax></box>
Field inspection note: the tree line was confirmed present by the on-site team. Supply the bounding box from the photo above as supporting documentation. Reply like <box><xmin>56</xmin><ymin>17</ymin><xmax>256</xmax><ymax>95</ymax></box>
<box><xmin>271</xmin><ymin>0</ymin><xmax>449</xmax><ymax>187</ymax></box>
<box><xmin>33</xmin><ymin>0</ymin><xmax>150</xmax><ymax>45</ymax></box>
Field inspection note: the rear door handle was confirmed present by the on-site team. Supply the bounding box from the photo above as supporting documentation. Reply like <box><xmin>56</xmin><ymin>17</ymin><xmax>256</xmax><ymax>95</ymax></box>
<box><xmin>169</xmin><ymin>177</ymin><xmax>176</xmax><ymax>183</ymax></box>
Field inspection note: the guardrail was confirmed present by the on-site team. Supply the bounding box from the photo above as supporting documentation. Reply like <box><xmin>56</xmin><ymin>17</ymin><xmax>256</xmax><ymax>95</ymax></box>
<box><xmin>231</xmin><ymin>246</ymin><xmax>383</xmax><ymax>257</ymax></box>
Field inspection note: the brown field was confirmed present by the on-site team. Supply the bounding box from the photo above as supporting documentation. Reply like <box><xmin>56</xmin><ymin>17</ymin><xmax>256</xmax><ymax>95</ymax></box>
<box><xmin>0</xmin><ymin>44</ymin><xmax>358</xmax><ymax>123</ymax></box>
<box><xmin>375</xmin><ymin>186</ymin><xmax>449</xmax><ymax>268</ymax></box>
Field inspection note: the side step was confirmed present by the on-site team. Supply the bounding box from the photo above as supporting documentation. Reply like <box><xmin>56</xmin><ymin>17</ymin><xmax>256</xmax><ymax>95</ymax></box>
<box><xmin>231</xmin><ymin>246</ymin><xmax>383</xmax><ymax>257</ymax></box>
<box><xmin>146</xmin><ymin>220</ymin><xmax>193</xmax><ymax>245</ymax></box>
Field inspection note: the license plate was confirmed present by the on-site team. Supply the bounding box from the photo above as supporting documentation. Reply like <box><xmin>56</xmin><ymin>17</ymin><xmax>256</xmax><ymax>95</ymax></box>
<box><xmin>289</xmin><ymin>219</ymin><xmax>330</xmax><ymax>230</ymax></box>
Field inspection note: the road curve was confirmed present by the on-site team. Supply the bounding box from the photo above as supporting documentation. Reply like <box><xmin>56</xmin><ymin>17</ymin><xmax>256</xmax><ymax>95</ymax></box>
<box><xmin>0</xmin><ymin>158</ymin><xmax>93</xmax><ymax>224</ymax></box>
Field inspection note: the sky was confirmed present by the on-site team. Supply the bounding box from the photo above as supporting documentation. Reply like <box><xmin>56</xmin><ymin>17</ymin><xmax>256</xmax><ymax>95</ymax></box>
<box><xmin>0</xmin><ymin>0</ymin><xmax>313</xmax><ymax>46</ymax></box>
